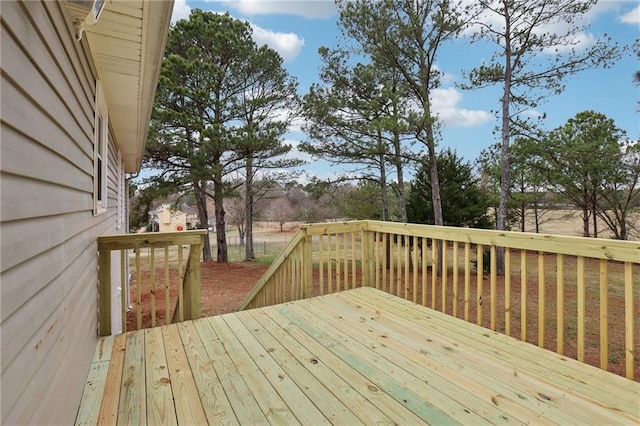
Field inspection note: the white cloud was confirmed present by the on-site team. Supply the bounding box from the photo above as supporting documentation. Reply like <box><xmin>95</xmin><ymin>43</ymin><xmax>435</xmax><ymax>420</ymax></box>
<box><xmin>434</xmin><ymin>65</ymin><xmax>456</xmax><ymax>85</ymax></box>
<box><xmin>218</xmin><ymin>0</ymin><xmax>336</xmax><ymax>19</ymax></box>
<box><xmin>462</xmin><ymin>1</ymin><xmax>609</xmax><ymax>54</ymax></box>
<box><xmin>286</xmin><ymin>138</ymin><xmax>314</xmax><ymax>162</ymax></box>
<box><xmin>250</xmin><ymin>24</ymin><xmax>305</xmax><ymax>61</ymax></box>
<box><xmin>430</xmin><ymin>88</ymin><xmax>492</xmax><ymax>128</ymax></box>
<box><xmin>542</xmin><ymin>32</ymin><xmax>597</xmax><ymax>54</ymax></box>
<box><xmin>620</xmin><ymin>5</ymin><xmax>640</xmax><ymax>24</ymax></box>
<box><xmin>171</xmin><ymin>0</ymin><xmax>191</xmax><ymax>24</ymax></box>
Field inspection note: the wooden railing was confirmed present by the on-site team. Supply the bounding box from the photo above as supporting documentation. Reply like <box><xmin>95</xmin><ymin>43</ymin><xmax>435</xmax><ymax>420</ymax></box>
<box><xmin>239</xmin><ymin>220</ymin><xmax>639</xmax><ymax>380</ymax></box>
<box><xmin>97</xmin><ymin>230</ymin><xmax>206</xmax><ymax>336</ymax></box>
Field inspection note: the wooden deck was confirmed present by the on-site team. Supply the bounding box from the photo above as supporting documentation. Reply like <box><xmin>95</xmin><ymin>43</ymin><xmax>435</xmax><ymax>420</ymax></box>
<box><xmin>76</xmin><ymin>287</ymin><xmax>640</xmax><ymax>425</ymax></box>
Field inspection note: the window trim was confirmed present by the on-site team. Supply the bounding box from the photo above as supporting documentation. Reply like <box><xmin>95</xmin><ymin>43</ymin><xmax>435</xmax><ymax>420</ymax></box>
<box><xmin>116</xmin><ymin>151</ymin><xmax>125</xmax><ymax>229</ymax></box>
<box><xmin>94</xmin><ymin>81</ymin><xmax>108</xmax><ymax>215</ymax></box>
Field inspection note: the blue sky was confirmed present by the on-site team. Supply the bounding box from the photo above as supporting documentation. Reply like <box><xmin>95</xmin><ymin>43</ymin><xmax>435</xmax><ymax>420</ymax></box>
<box><xmin>170</xmin><ymin>0</ymin><xmax>640</xmax><ymax>183</ymax></box>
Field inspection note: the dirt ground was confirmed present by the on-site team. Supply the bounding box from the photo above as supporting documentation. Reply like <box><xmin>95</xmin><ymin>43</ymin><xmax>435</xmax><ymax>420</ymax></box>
<box><xmin>199</xmin><ymin>261</ymin><xmax>269</xmax><ymax>317</ymax></box>
<box><xmin>126</xmin><ymin>261</ymin><xmax>268</xmax><ymax>331</ymax></box>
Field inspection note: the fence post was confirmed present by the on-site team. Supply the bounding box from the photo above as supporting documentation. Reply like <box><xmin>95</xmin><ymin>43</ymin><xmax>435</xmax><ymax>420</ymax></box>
<box><xmin>303</xmin><ymin>228</ymin><xmax>313</xmax><ymax>299</ymax></box>
<box><xmin>98</xmin><ymin>248</ymin><xmax>112</xmax><ymax>336</ymax></box>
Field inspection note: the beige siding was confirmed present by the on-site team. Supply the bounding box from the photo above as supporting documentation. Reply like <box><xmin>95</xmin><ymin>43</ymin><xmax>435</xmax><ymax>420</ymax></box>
<box><xmin>1</xmin><ymin>1</ymin><xmax>125</xmax><ymax>424</ymax></box>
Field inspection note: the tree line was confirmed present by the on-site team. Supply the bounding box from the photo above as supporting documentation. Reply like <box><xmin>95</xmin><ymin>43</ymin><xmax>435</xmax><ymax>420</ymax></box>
<box><xmin>136</xmin><ymin>2</ymin><xmax>638</xmax><ymax>264</ymax></box>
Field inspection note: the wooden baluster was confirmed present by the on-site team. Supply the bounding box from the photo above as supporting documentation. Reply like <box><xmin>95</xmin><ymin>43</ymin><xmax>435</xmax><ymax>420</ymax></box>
<box><xmin>476</xmin><ymin>244</ymin><xmax>483</xmax><ymax>326</ymax></box>
<box><xmin>177</xmin><ymin>244</ymin><xmax>184</xmax><ymax>322</ymax></box>
<box><xmin>412</xmin><ymin>236</ymin><xmax>418</xmax><ymax>304</ymax></box>
<box><xmin>136</xmin><ymin>248</ymin><xmax>142</xmax><ymax>330</ymax></box>
<box><xmin>319</xmin><ymin>235</ymin><xmax>324</xmax><ymax>295</ymax></box>
<box><xmin>431</xmin><ymin>239</ymin><xmax>437</xmax><ymax>309</ymax></box>
<box><xmin>393</xmin><ymin>235</ymin><xmax>404</xmax><ymax>296</ymax></box>
<box><xmin>577</xmin><ymin>256</ymin><xmax>585</xmax><ymax>362</ymax></box>
<box><xmin>150</xmin><ymin>247</ymin><xmax>156</xmax><ymax>328</ymax></box>
<box><xmin>164</xmin><ymin>247</ymin><xmax>170</xmax><ymax>326</ymax></box>
<box><xmin>351</xmin><ymin>232</ymin><xmax>357</xmax><ymax>289</ymax></box>
<box><xmin>538</xmin><ymin>252</ymin><xmax>545</xmax><ymax>348</ymax></box>
<box><xmin>328</xmin><ymin>235</ymin><xmax>333</xmax><ymax>294</ymax></box>
<box><xmin>404</xmin><ymin>236</ymin><xmax>410</xmax><ymax>300</ymax></box>
<box><xmin>336</xmin><ymin>234</ymin><xmax>341</xmax><ymax>292</ymax></box>
<box><xmin>442</xmin><ymin>240</ymin><xmax>448</xmax><ymax>313</ymax></box>
<box><xmin>490</xmin><ymin>245</ymin><xmax>497</xmax><ymax>331</ymax></box>
<box><xmin>422</xmin><ymin>237</ymin><xmax>428</xmax><ymax>307</ymax></box>
<box><xmin>382</xmin><ymin>233</ymin><xmax>388</xmax><ymax>292</ymax></box>
<box><xmin>375</xmin><ymin>232</ymin><xmax>381</xmax><ymax>290</ymax></box>
<box><xmin>464</xmin><ymin>242</ymin><xmax>471</xmax><ymax>322</ymax></box>
<box><xmin>520</xmin><ymin>249</ymin><xmax>527</xmax><ymax>342</ymax></box>
<box><xmin>624</xmin><ymin>261</ymin><xmax>634</xmax><ymax>380</ymax></box>
<box><xmin>599</xmin><ymin>259</ymin><xmax>608</xmax><ymax>371</ymax></box>
<box><xmin>389</xmin><ymin>235</ymin><xmax>395</xmax><ymax>296</ymax></box>
<box><xmin>452</xmin><ymin>242</ymin><xmax>458</xmax><ymax>317</ymax></box>
<box><xmin>505</xmin><ymin>248</ymin><xmax>511</xmax><ymax>336</ymax></box>
<box><xmin>557</xmin><ymin>254</ymin><xmax>564</xmax><ymax>355</ymax></box>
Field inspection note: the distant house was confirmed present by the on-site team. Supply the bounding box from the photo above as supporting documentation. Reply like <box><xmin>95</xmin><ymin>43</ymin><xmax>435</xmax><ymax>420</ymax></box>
<box><xmin>0</xmin><ymin>1</ymin><xmax>173</xmax><ymax>424</ymax></box>
<box><xmin>150</xmin><ymin>203</ymin><xmax>199</xmax><ymax>232</ymax></box>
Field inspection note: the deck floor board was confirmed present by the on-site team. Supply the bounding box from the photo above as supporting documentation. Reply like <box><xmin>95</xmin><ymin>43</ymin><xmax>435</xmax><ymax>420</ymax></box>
<box><xmin>77</xmin><ymin>287</ymin><xmax>640</xmax><ymax>425</ymax></box>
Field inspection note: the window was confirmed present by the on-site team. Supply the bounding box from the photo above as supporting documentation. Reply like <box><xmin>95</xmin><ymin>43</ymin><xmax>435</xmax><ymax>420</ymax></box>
<box><xmin>94</xmin><ymin>81</ymin><xmax>108</xmax><ymax>215</ymax></box>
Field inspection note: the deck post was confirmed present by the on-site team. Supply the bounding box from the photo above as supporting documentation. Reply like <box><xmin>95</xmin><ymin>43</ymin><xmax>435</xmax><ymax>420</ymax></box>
<box><xmin>184</xmin><ymin>241</ymin><xmax>202</xmax><ymax>320</ymax></box>
<box><xmin>361</xmin><ymin>225</ymin><xmax>374</xmax><ymax>287</ymax></box>
<box><xmin>98</xmin><ymin>248</ymin><xmax>112</xmax><ymax>336</ymax></box>
<box><xmin>303</xmin><ymin>229</ymin><xmax>313</xmax><ymax>299</ymax></box>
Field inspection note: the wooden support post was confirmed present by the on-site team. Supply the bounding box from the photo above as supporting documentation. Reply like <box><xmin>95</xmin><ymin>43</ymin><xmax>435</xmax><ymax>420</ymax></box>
<box><xmin>120</xmin><ymin>250</ymin><xmax>127</xmax><ymax>333</ymax></box>
<box><xmin>361</xmin><ymin>229</ymin><xmax>374</xmax><ymax>287</ymax></box>
<box><xmin>490</xmin><ymin>245</ymin><xmax>497</xmax><ymax>330</ymax></box>
<box><xmin>303</xmin><ymin>230</ymin><xmax>313</xmax><ymax>299</ymax></box>
<box><xmin>184</xmin><ymin>243</ymin><xmax>201</xmax><ymax>320</ymax></box>
<box><xmin>98</xmin><ymin>248</ymin><xmax>112</xmax><ymax>336</ymax></box>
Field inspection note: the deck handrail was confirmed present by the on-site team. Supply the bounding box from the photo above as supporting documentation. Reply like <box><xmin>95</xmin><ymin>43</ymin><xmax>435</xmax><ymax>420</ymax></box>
<box><xmin>97</xmin><ymin>230</ymin><xmax>206</xmax><ymax>336</ymax></box>
<box><xmin>240</xmin><ymin>220</ymin><xmax>639</xmax><ymax>380</ymax></box>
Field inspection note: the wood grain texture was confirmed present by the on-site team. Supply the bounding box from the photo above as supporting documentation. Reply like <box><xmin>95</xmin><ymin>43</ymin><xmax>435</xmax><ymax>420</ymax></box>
<box><xmin>78</xmin><ymin>288</ymin><xmax>639</xmax><ymax>424</ymax></box>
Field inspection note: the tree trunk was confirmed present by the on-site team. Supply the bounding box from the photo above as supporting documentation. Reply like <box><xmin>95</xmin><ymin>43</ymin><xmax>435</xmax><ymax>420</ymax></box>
<box><xmin>581</xmin><ymin>206</ymin><xmax>590</xmax><ymax>237</ymax></box>
<box><xmin>592</xmin><ymin>198</ymin><xmax>598</xmax><ymax>238</ymax></box>
<box><xmin>238</xmin><ymin>227</ymin><xmax>246</xmax><ymax>246</ymax></box>
<box><xmin>212</xmin><ymin>173</ymin><xmax>228</xmax><ymax>263</ymax></box>
<box><xmin>194</xmin><ymin>182</ymin><xmax>212</xmax><ymax>262</ymax></box>
<box><xmin>426</xmin><ymin>123</ymin><xmax>444</xmax><ymax>276</ymax></box>
<box><xmin>394</xmin><ymin>139</ymin><xmax>408</xmax><ymax>223</ymax></box>
<box><xmin>379</xmin><ymin>150</ymin><xmax>389</xmax><ymax>222</ymax></box>
<box><xmin>534</xmin><ymin>202</ymin><xmax>540</xmax><ymax>233</ymax></box>
<box><xmin>391</xmin><ymin>98</ymin><xmax>407</xmax><ymax>223</ymax></box>
<box><xmin>244</xmin><ymin>157</ymin><xmax>255</xmax><ymax>260</ymax></box>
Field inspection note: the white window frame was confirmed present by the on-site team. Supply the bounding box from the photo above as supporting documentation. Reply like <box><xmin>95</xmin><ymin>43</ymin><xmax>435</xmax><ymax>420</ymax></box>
<box><xmin>94</xmin><ymin>81</ymin><xmax>108</xmax><ymax>215</ymax></box>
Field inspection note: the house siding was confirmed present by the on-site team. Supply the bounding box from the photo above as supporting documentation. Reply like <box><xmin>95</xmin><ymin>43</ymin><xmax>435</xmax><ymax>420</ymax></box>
<box><xmin>1</xmin><ymin>1</ymin><xmax>126</xmax><ymax>423</ymax></box>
